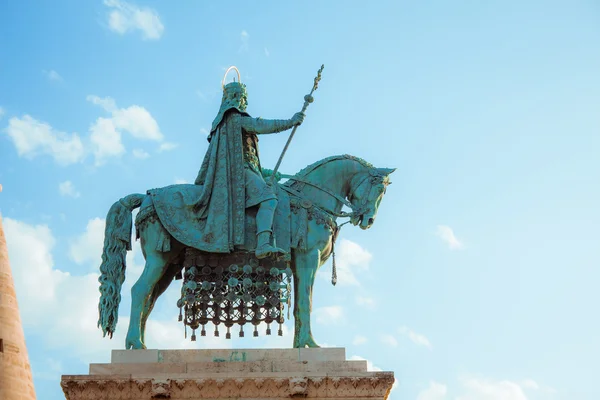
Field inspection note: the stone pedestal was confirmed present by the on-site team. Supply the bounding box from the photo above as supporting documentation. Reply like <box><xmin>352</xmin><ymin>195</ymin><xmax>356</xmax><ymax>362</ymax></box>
<box><xmin>61</xmin><ymin>348</ymin><xmax>394</xmax><ymax>399</ymax></box>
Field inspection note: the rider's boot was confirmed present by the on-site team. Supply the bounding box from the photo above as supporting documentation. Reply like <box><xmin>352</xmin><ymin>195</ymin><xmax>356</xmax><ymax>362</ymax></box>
<box><xmin>255</xmin><ymin>198</ymin><xmax>287</xmax><ymax>259</ymax></box>
<box><xmin>255</xmin><ymin>230</ymin><xmax>287</xmax><ymax>259</ymax></box>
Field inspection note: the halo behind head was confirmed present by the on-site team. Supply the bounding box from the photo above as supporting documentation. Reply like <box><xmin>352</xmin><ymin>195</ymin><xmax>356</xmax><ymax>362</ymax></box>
<box><xmin>222</xmin><ymin>66</ymin><xmax>241</xmax><ymax>89</ymax></box>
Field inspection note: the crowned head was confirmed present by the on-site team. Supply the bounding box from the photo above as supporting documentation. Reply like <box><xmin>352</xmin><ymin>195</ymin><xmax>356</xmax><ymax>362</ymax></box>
<box><xmin>221</xmin><ymin>66</ymin><xmax>248</xmax><ymax>111</ymax></box>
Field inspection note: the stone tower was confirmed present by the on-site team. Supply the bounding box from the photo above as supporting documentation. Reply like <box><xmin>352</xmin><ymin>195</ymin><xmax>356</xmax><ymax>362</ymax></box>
<box><xmin>0</xmin><ymin>186</ymin><xmax>37</xmax><ymax>399</ymax></box>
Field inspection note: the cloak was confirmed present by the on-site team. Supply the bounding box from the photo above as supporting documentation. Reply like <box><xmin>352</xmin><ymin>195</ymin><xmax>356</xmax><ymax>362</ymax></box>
<box><xmin>149</xmin><ymin>109</ymin><xmax>250</xmax><ymax>253</ymax></box>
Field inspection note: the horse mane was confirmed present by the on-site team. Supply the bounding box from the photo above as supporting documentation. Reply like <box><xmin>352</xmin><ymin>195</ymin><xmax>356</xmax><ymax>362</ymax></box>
<box><xmin>285</xmin><ymin>154</ymin><xmax>374</xmax><ymax>185</ymax></box>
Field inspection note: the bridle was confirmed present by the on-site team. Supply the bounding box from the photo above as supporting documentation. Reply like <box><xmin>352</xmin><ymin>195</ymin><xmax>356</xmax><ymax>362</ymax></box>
<box><xmin>283</xmin><ymin>168</ymin><xmax>387</xmax><ymax>222</ymax></box>
<box><xmin>281</xmin><ymin>169</ymin><xmax>388</xmax><ymax>286</ymax></box>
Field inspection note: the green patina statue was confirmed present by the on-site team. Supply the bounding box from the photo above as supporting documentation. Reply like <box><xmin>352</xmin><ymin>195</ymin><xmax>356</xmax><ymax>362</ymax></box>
<box><xmin>97</xmin><ymin>66</ymin><xmax>395</xmax><ymax>349</ymax></box>
<box><xmin>192</xmin><ymin>66</ymin><xmax>304</xmax><ymax>259</ymax></box>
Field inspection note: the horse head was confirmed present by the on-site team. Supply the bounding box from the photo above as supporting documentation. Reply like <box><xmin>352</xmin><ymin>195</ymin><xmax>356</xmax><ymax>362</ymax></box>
<box><xmin>348</xmin><ymin>167</ymin><xmax>395</xmax><ymax>230</ymax></box>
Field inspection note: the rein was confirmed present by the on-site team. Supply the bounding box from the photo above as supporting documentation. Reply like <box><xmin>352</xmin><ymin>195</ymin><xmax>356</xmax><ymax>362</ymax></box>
<box><xmin>281</xmin><ymin>173</ymin><xmax>373</xmax><ymax>286</ymax></box>
<box><xmin>286</xmin><ymin>176</ymin><xmax>356</xmax><ymax>216</ymax></box>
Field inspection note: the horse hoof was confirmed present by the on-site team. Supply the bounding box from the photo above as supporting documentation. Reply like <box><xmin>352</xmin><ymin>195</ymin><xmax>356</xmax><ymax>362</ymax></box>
<box><xmin>293</xmin><ymin>336</ymin><xmax>321</xmax><ymax>348</ymax></box>
<box><xmin>125</xmin><ymin>336</ymin><xmax>146</xmax><ymax>350</ymax></box>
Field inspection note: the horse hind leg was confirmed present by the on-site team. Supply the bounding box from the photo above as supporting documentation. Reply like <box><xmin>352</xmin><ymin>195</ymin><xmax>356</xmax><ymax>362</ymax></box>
<box><xmin>140</xmin><ymin>262</ymin><xmax>182</xmax><ymax>344</ymax></box>
<box><xmin>126</xmin><ymin>221</ymin><xmax>182</xmax><ymax>349</ymax></box>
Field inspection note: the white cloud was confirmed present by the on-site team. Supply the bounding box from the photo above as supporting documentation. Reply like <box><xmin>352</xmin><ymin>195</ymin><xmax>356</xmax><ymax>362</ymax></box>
<box><xmin>158</xmin><ymin>142</ymin><xmax>178</xmax><ymax>152</ymax></box>
<box><xmin>58</xmin><ymin>180</ymin><xmax>81</xmax><ymax>198</ymax></box>
<box><xmin>43</xmin><ymin>69</ymin><xmax>63</xmax><ymax>82</ymax></box>
<box><xmin>435</xmin><ymin>225</ymin><xmax>464</xmax><ymax>250</ymax></box>
<box><xmin>264</xmin><ymin>47</ymin><xmax>270</xmax><ymax>57</ymax></box>
<box><xmin>89</xmin><ymin>117</ymin><xmax>125</xmax><ymax>165</ymax></box>
<box><xmin>456</xmin><ymin>377</ymin><xmax>529</xmax><ymax>400</ymax></box>
<box><xmin>239</xmin><ymin>30</ymin><xmax>249</xmax><ymax>52</ymax></box>
<box><xmin>352</xmin><ymin>335</ymin><xmax>367</xmax><ymax>345</ymax></box>
<box><xmin>0</xmin><ymin>106</ymin><xmax>5</xmax><ymax>119</ymax></box>
<box><xmin>87</xmin><ymin>95</ymin><xmax>117</xmax><ymax>111</ymax></box>
<box><xmin>87</xmin><ymin>95</ymin><xmax>164</xmax><ymax>164</ymax></box>
<box><xmin>87</xmin><ymin>95</ymin><xmax>163</xmax><ymax>141</ymax></box>
<box><xmin>314</xmin><ymin>305</ymin><xmax>344</xmax><ymax>325</ymax></box>
<box><xmin>380</xmin><ymin>334</ymin><xmax>398</xmax><ymax>347</ymax></box>
<box><xmin>174</xmin><ymin>178</ymin><xmax>188</xmax><ymax>184</ymax></box>
<box><xmin>398</xmin><ymin>326</ymin><xmax>432</xmax><ymax>350</ymax></box>
<box><xmin>319</xmin><ymin>239</ymin><xmax>372</xmax><ymax>286</ymax></box>
<box><xmin>417</xmin><ymin>381</ymin><xmax>448</xmax><ymax>400</ymax></box>
<box><xmin>415</xmin><ymin>377</ymin><xmax>553</xmax><ymax>400</ymax></box>
<box><xmin>3</xmin><ymin>217</ymin><xmax>195</xmax><ymax>360</ymax></box>
<box><xmin>68</xmin><ymin>217</ymin><xmax>106</xmax><ymax>268</ymax></box>
<box><xmin>103</xmin><ymin>0</ymin><xmax>164</xmax><ymax>40</ymax></box>
<box><xmin>132</xmin><ymin>148</ymin><xmax>150</xmax><ymax>159</ymax></box>
<box><xmin>3</xmin><ymin>115</ymin><xmax>85</xmax><ymax>165</ymax></box>
<box><xmin>200</xmin><ymin>128</ymin><xmax>209</xmax><ymax>136</ymax></box>
<box><xmin>520</xmin><ymin>379</ymin><xmax>539</xmax><ymax>390</ymax></box>
<box><xmin>356</xmin><ymin>296</ymin><xmax>375</xmax><ymax>308</ymax></box>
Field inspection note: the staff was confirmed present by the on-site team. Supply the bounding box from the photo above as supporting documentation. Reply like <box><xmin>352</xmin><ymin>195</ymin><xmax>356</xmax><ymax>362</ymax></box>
<box><xmin>270</xmin><ymin>65</ymin><xmax>324</xmax><ymax>184</ymax></box>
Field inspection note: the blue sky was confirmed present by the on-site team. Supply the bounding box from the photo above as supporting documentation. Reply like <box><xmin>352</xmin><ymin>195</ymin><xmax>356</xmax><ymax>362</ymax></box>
<box><xmin>1</xmin><ymin>1</ymin><xmax>599</xmax><ymax>399</ymax></box>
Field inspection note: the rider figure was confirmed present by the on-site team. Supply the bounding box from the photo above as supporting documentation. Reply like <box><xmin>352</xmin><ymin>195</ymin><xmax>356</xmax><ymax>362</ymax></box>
<box><xmin>194</xmin><ymin>69</ymin><xmax>304</xmax><ymax>259</ymax></box>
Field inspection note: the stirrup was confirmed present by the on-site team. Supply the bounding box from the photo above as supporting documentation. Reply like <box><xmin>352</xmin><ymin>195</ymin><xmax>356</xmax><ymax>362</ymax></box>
<box><xmin>255</xmin><ymin>244</ymin><xmax>287</xmax><ymax>260</ymax></box>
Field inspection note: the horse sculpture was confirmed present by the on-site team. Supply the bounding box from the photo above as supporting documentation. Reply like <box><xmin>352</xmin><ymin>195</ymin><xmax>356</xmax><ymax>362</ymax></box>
<box><xmin>97</xmin><ymin>154</ymin><xmax>394</xmax><ymax>349</ymax></box>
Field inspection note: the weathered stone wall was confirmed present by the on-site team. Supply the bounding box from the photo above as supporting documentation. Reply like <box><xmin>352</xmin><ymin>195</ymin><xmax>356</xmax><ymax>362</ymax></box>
<box><xmin>0</xmin><ymin>215</ymin><xmax>37</xmax><ymax>400</ymax></box>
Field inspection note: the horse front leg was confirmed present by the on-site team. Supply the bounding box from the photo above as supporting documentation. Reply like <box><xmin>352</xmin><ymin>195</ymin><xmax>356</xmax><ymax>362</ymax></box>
<box><xmin>292</xmin><ymin>249</ymin><xmax>320</xmax><ymax>348</ymax></box>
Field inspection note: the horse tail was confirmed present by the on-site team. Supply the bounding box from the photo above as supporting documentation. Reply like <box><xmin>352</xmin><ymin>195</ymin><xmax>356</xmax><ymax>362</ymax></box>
<box><xmin>97</xmin><ymin>193</ymin><xmax>145</xmax><ymax>339</ymax></box>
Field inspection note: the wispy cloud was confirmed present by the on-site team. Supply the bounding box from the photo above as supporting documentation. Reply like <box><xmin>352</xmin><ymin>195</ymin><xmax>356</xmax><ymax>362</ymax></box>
<box><xmin>399</xmin><ymin>326</ymin><xmax>432</xmax><ymax>350</ymax></box>
<box><xmin>380</xmin><ymin>334</ymin><xmax>398</xmax><ymax>347</ymax></box>
<box><xmin>352</xmin><ymin>335</ymin><xmax>367</xmax><ymax>345</ymax></box>
<box><xmin>457</xmin><ymin>377</ymin><xmax>529</xmax><ymax>400</ymax></box>
<box><xmin>418</xmin><ymin>376</ymin><xmax>554</xmax><ymax>400</ymax></box>
<box><xmin>103</xmin><ymin>0</ymin><xmax>164</xmax><ymax>40</ymax></box>
<box><xmin>200</xmin><ymin>128</ymin><xmax>209</xmax><ymax>136</ymax></box>
<box><xmin>43</xmin><ymin>69</ymin><xmax>63</xmax><ymax>82</ymax></box>
<box><xmin>417</xmin><ymin>381</ymin><xmax>447</xmax><ymax>400</ymax></box>
<box><xmin>435</xmin><ymin>225</ymin><xmax>464</xmax><ymax>250</ymax></box>
<box><xmin>0</xmin><ymin>106</ymin><xmax>5</xmax><ymax>119</ymax></box>
<box><xmin>314</xmin><ymin>305</ymin><xmax>344</xmax><ymax>325</ymax></box>
<box><xmin>264</xmin><ymin>47</ymin><xmax>270</xmax><ymax>57</ymax></box>
<box><xmin>58</xmin><ymin>181</ymin><xmax>80</xmax><ymax>198</ymax></box>
<box><xmin>174</xmin><ymin>178</ymin><xmax>188</xmax><ymax>184</ymax></box>
<box><xmin>239</xmin><ymin>30</ymin><xmax>249</xmax><ymax>52</ymax></box>
<box><xmin>356</xmin><ymin>296</ymin><xmax>376</xmax><ymax>308</ymax></box>
<box><xmin>158</xmin><ymin>142</ymin><xmax>178</xmax><ymax>152</ymax></box>
<box><xmin>132</xmin><ymin>148</ymin><xmax>150</xmax><ymax>159</ymax></box>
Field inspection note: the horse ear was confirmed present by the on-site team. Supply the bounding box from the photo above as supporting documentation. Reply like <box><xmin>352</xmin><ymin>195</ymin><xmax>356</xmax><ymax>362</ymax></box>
<box><xmin>377</xmin><ymin>167</ymin><xmax>396</xmax><ymax>176</ymax></box>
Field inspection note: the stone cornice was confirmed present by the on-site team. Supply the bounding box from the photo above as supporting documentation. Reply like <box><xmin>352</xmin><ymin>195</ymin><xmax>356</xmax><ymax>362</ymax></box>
<box><xmin>61</xmin><ymin>373</ymin><xmax>395</xmax><ymax>399</ymax></box>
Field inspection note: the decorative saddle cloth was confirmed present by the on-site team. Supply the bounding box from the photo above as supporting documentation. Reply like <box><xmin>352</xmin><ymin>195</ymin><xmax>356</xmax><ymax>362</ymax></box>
<box><xmin>143</xmin><ymin>183</ymin><xmax>294</xmax><ymax>258</ymax></box>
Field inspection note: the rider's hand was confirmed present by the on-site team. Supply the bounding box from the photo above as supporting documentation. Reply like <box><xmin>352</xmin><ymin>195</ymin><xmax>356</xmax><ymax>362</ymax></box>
<box><xmin>291</xmin><ymin>112</ymin><xmax>305</xmax><ymax>126</ymax></box>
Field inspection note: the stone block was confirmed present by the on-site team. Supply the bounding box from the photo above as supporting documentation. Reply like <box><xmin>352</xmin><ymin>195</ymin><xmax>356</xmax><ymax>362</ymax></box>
<box><xmin>111</xmin><ymin>349</ymin><xmax>159</xmax><ymax>363</ymax></box>
<box><xmin>271</xmin><ymin>360</ymin><xmax>368</xmax><ymax>373</ymax></box>
<box><xmin>185</xmin><ymin>360</ymin><xmax>273</xmax><ymax>374</ymax></box>
<box><xmin>90</xmin><ymin>362</ymin><xmax>186</xmax><ymax>375</ymax></box>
